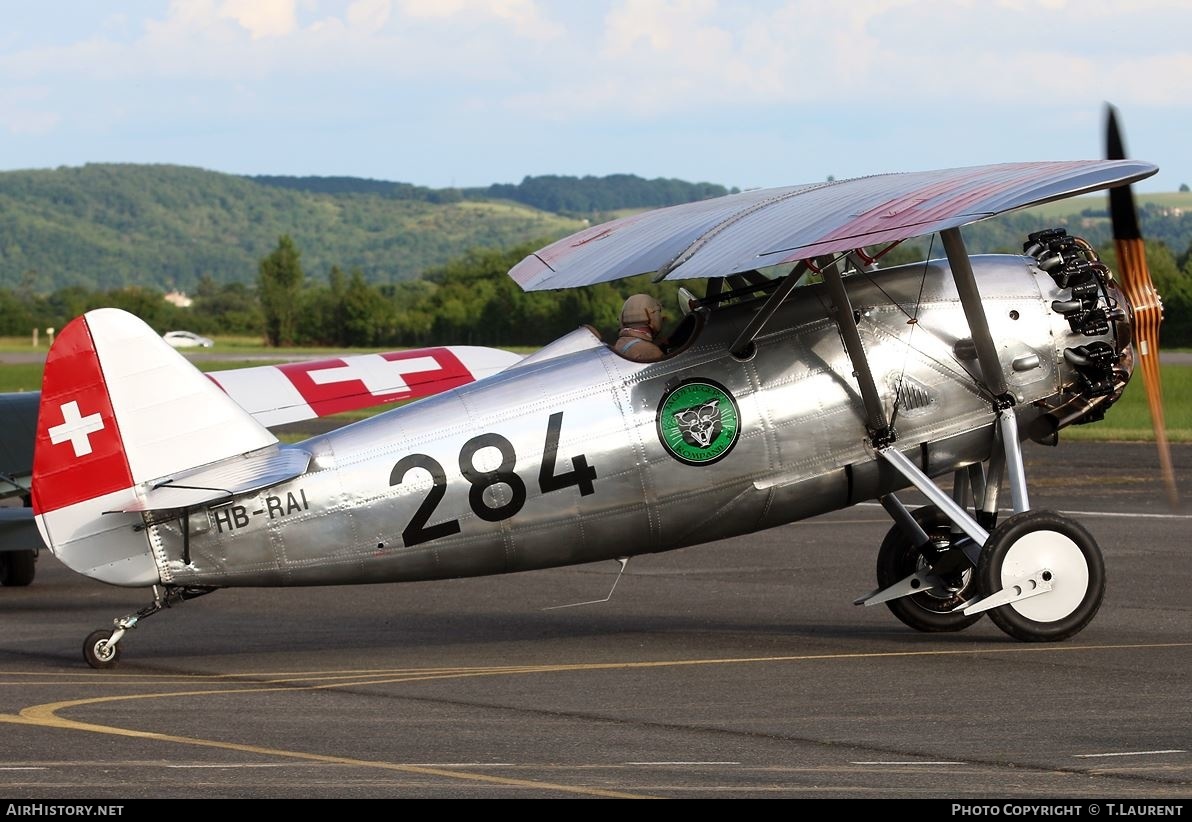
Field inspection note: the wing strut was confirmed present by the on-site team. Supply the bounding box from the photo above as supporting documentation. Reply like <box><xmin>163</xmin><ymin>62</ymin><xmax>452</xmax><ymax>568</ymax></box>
<box><xmin>728</xmin><ymin>262</ymin><xmax>808</xmax><ymax>357</ymax></box>
<box><xmin>820</xmin><ymin>256</ymin><xmax>892</xmax><ymax>444</ymax></box>
<box><xmin>939</xmin><ymin>227</ymin><xmax>1032</xmax><ymax>512</ymax></box>
<box><xmin>940</xmin><ymin>228</ymin><xmax>1009</xmax><ymax>402</ymax></box>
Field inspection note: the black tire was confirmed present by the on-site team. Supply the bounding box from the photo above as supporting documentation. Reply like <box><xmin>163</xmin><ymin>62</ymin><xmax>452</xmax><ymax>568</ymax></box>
<box><xmin>876</xmin><ymin>505</ymin><xmax>984</xmax><ymax>633</ymax></box>
<box><xmin>977</xmin><ymin>510</ymin><xmax>1105</xmax><ymax>642</ymax></box>
<box><xmin>84</xmin><ymin>629</ymin><xmax>121</xmax><ymax>669</ymax></box>
<box><xmin>0</xmin><ymin>550</ymin><xmax>36</xmax><ymax>587</ymax></box>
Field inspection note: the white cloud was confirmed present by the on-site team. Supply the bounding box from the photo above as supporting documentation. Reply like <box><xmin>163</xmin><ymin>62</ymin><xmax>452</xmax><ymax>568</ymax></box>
<box><xmin>3</xmin><ymin>0</ymin><xmax>1189</xmax><ymax>115</ymax></box>
<box><xmin>492</xmin><ymin>0</ymin><xmax>1192</xmax><ymax>121</ymax></box>
<box><xmin>398</xmin><ymin>0</ymin><xmax>563</xmax><ymax>39</ymax></box>
<box><xmin>0</xmin><ymin>0</ymin><xmax>1188</xmax><ymax>183</ymax></box>
<box><xmin>218</xmin><ymin>0</ymin><xmax>299</xmax><ymax>39</ymax></box>
<box><xmin>603</xmin><ymin>0</ymin><xmax>717</xmax><ymax>55</ymax></box>
<box><xmin>347</xmin><ymin>0</ymin><xmax>392</xmax><ymax>32</ymax></box>
<box><xmin>1104</xmin><ymin>54</ymin><xmax>1192</xmax><ymax>106</ymax></box>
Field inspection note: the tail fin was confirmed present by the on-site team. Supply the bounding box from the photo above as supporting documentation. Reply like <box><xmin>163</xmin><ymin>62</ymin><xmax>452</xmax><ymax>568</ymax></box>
<box><xmin>33</xmin><ymin>308</ymin><xmax>277</xmax><ymax>585</ymax></box>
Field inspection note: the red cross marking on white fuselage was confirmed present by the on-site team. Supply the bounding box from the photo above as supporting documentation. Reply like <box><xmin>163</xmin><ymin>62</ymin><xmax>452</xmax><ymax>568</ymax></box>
<box><xmin>48</xmin><ymin>400</ymin><xmax>106</xmax><ymax>458</ymax></box>
<box><xmin>307</xmin><ymin>355</ymin><xmax>441</xmax><ymax>395</ymax></box>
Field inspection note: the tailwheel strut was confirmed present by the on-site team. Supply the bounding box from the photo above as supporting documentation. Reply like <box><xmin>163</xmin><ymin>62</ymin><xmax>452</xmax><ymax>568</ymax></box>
<box><xmin>83</xmin><ymin>585</ymin><xmax>215</xmax><ymax>669</ymax></box>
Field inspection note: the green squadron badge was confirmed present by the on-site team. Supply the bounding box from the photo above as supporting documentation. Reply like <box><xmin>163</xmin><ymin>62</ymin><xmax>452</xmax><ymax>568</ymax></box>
<box><xmin>656</xmin><ymin>379</ymin><xmax>741</xmax><ymax>466</ymax></box>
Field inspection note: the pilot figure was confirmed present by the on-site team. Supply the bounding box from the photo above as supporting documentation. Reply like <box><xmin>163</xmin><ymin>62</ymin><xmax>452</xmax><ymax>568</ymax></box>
<box><xmin>614</xmin><ymin>294</ymin><xmax>666</xmax><ymax>362</ymax></box>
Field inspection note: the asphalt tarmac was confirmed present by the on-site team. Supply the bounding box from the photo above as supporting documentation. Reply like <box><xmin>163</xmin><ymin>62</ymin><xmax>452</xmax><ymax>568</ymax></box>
<box><xmin>1</xmin><ymin>442</ymin><xmax>1189</xmax><ymax>799</ymax></box>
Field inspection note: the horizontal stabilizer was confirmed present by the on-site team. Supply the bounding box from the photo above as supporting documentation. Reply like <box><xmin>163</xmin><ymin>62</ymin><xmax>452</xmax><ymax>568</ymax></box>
<box><xmin>114</xmin><ymin>445</ymin><xmax>313</xmax><ymax>513</ymax></box>
<box><xmin>0</xmin><ymin>507</ymin><xmax>40</xmax><ymax>549</ymax></box>
<box><xmin>0</xmin><ymin>392</ymin><xmax>39</xmax><ymax>498</ymax></box>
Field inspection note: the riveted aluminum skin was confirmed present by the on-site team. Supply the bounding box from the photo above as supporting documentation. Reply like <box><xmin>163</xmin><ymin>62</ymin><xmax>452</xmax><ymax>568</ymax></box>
<box><xmin>149</xmin><ymin>255</ymin><xmax>1129</xmax><ymax>588</ymax></box>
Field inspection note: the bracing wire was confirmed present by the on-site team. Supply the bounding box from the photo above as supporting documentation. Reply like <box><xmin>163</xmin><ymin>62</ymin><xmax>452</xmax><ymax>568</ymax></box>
<box><xmin>889</xmin><ymin>234</ymin><xmax>936</xmax><ymax>431</ymax></box>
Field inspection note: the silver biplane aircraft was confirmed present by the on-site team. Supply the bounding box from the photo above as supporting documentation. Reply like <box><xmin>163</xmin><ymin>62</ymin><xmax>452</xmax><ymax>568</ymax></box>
<box><xmin>31</xmin><ymin>112</ymin><xmax>1174</xmax><ymax>668</ymax></box>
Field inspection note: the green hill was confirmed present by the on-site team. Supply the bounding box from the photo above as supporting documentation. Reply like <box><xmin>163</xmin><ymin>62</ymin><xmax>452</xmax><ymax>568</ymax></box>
<box><xmin>0</xmin><ymin>164</ymin><xmax>586</xmax><ymax>293</ymax></box>
<box><xmin>252</xmin><ymin>172</ymin><xmax>735</xmax><ymax>215</ymax></box>
<box><xmin>1</xmin><ymin>163</ymin><xmax>1188</xmax><ymax>295</ymax></box>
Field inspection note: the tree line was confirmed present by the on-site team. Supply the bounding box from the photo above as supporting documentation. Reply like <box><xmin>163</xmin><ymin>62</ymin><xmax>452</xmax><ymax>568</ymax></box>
<box><xmin>252</xmin><ymin>236</ymin><xmax>676</xmax><ymax>347</ymax></box>
<box><xmin>4</xmin><ymin>231</ymin><xmax>1192</xmax><ymax>349</ymax></box>
<box><xmin>0</xmin><ymin>236</ymin><xmax>676</xmax><ymax>349</ymax></box>
<box><xmin>253</xmin><ymin>172</ymin><xmax>737</xmax><ymax>216</ymax></box>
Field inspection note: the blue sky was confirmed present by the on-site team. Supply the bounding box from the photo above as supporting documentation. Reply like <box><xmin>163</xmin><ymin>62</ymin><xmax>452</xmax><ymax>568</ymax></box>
<box><xmin>1</xmin><ymin>1</ymin><xmax>1189</xmax><ymax>192</ymax></box>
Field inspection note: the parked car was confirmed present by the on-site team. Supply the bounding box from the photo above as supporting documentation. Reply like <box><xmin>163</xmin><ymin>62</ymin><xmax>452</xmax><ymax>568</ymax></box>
<box><xmin>162</xmin><ymin>330</ymin><xmax>214</xmax><ymax>349</ymax></box>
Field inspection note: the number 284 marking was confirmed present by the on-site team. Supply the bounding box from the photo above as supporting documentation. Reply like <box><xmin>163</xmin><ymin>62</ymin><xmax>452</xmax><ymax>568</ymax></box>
<box><xmin>389</xmin><ymin>412</ymin><xmax>597</xmax><ymax>547</ymax></box>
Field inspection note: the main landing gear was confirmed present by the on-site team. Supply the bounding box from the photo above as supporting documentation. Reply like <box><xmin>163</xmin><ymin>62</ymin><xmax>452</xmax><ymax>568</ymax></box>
<box><xmin>862</xmin><ymin>502</ymin><xmax>1106</xmax><ymax>641</ymax></box>
<box><xmin>850</xmin><ymin>374</ymin><xmax>1112</xmax><ymax>642</ymax></box>
<box><xmin>858</xmin><ymin>442</ymin><xmax>1107</xmax><ymax>643</ymax></box>
<box><xmin>83</xmin><ymin>585</ymin><xmax>214</xmax><ymax>669</ymax></box>
<box><xmin>839</xmin><ymin>226</ymin><xmax>1116</xmax><ymax>643</ymax></box>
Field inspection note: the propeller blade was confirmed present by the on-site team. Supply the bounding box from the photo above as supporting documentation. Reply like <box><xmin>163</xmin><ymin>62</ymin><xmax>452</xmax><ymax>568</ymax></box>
<box><xmin>1106</xmin><ymin>104</ymin><xmax>1178</xmax><ymax>507</ymax></box>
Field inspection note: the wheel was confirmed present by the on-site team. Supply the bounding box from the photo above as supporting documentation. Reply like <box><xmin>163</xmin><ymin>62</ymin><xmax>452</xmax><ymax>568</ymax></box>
<box><xmin>83</xmin><ymin>629</ymin><xmax>121</xmax><ymax>669</ymax></box>
<box><xmin>977</xmin><ymin>510</ymin><xmax>1105</xmax><ymax>642</ymax></box>
<box><xmin>876</xmin><ymin>505</ymin><xmax>984</xmax><ymax>633</ymax></box>
<box><xmin>0</xmin><ymin>550</ymin><xmax>36</xmax><ymax>586</ymax></box>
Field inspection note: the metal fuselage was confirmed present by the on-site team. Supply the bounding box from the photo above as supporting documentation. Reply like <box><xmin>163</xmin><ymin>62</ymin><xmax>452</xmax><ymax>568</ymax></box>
<box><xmin>146</xmin><ymin>256</ymin><xmax>1127</xmax><ymax>588</ymax></box>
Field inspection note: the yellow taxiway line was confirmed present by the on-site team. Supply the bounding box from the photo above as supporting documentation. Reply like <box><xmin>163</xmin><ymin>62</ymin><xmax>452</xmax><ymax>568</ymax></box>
<box><xmin>2</xmin><ymin>641</ymin><xmax>1188</xmax><ymax>798</ymax></box>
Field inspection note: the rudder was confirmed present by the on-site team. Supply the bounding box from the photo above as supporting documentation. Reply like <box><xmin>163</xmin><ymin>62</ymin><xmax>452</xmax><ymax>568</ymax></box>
<box><xmin>33</xmin><ymin>308</ymin><xmax>278</xmax><ymax>586</ymax></box>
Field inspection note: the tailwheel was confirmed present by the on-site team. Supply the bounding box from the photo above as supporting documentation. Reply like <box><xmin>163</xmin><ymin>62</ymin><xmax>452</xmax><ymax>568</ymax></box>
<box><xmin>876</xmin><ymin>505</ymin><xmax>984</xmax><ymax>633</ymax></box>
<box><xmin>80</xmin><ymin>585</ymin><xmax>215</xmax><ymax>669</ymax></box>
<box><xmin>84</xmin><ymin>629</ymin><xmax>121</xmax><ymax>669</ymax></box>
<box><xmin>977</xmin><ymin>510</ymin><xmax>1105</xmax><ymax>642</ymax></box>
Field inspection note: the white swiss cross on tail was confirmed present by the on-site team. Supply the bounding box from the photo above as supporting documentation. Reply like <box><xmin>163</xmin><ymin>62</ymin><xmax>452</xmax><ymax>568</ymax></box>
<box><xmin>48</xmin><ymin>400</ymin><xmax>105</xmax><ymax>458</ymax></box>
<box><xmin>32</xmin><ymin>312</ymin><xmax>135</xmax><ymax>515</ymax></box>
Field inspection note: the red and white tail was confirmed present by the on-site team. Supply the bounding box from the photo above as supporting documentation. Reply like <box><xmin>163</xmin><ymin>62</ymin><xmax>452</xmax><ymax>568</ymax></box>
<box><xmin>33</xmin><ymin>308</ymin><xmax>276</xmax><ymax>586</ymax></box>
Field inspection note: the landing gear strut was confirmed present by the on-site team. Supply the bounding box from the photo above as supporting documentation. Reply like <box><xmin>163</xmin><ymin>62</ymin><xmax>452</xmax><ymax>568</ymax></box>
<box><xmin>83</xmin><ymin>585</ymin><xmax>214</xmax><ymax>669</ymax></box>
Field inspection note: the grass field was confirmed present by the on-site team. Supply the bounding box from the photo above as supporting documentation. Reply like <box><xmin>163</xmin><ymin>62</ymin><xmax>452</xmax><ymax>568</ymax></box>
<box><xmin>0</xmin><ymin>358</ymin><xmax>298</xmax><ymax>391</ymax></box>
<box><xmin>0</xmin><ymin>335</ymin><xmax>395</xmax><ymax>357</ymax></box>
<box><xmin>1063</xmin><ymin>361</ymin><xmax>1192</xmax><ymax>441</ymax></box>
<box><xmin>1024</xmin><ymin>190</ymin><xmax>1192</xmax><ymax>221</ymax></box>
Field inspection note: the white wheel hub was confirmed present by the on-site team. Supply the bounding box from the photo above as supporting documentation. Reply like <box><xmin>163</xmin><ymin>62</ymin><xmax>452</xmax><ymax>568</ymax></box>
<box><xmin>1000</xmin><ymin>529</ymin><xmax>1089</xmax><ymax>622</ymax></box>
